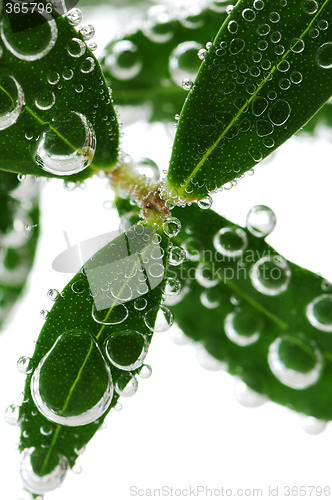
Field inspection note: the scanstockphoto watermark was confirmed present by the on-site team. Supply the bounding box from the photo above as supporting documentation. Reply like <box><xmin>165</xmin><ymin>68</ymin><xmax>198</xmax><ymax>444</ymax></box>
<box><xmin>129</xmin><ymin>485</ymin><xmax>265</xmax><ymax>497</ymax></box>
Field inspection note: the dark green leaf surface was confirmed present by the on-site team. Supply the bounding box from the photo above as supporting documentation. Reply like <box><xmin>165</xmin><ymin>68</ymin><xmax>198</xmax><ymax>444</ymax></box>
<box><xmin>101</xmin><ymin>1</ymin><xmax>229</xmax><ymax>122</ymax></box>
<box><xmin>19</xmin><ymin>223</ymin><xmax>169</xmax><ymax>485</ymax></box>
<box><xmin>0</xmin><ymin>6</ymin><xmax>119</xmax><ymax>180</ymax></box>
<box><xmin>167</xmin><ymin>0</ymin><xmax>332</xmax><ymax>201</ymax></box>
<box><xmin>168</xmin><ymin>204</ymin><xmax>332</xmax><ymax>420</ymax></box>
<box><xmin>0</xmin><ymin>172</ymin><xmax>39</xmax><ymax>329</ymax></box>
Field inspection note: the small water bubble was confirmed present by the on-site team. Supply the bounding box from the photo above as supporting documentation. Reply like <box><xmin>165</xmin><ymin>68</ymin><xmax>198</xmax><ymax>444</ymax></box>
<box><xmin>105</xmin><ymin>330</ymin><xmax>148</xmax><ymax>371</ymax></box>
<box><xmin>67</xmin><ymin>38</ymin><xmax>86</xmax><ymax>58</ymax></box>
<box><xmin>17</xmin><ymin>356</ymin><xmax>33</xmax><ymax>375</ymax></box>
<box><xmin>270</xmin><ymin>31</ymin><xmax>282</xmax><ymax>43</ymax></box>
<box><xmin>34</xmin><ymin>90</ymin><xmax>55</xmax><ymax>111</ymax></box>
<box><xmin>80</xmin><ymin>57</ymin><xmax>96</xmax><ymax>74</ymax></box>
<box><xmin>40</xmin><ymin>309</ymin><xmax>49</xmax><ymax>320</ymax></box>
<box><xmin>67</xmin><ymin>8</ymin><xmax>83</xmax><ymax>26</ymax></box>
<box><xmin>309</xmin><ymin>28</ymin><xmax>320</xmax><ymax>38</ymax></box>
<box><xmin>138</xmin><ymin>364</ymin><xmax>152</xmax><ymax>379</ymax></box>
<box><xmin>105</xmin><ymin>40</ymin><xmax>142</xmax><ymax>81</ymax></box>
<box><xmin>246</xmin><ymin>205</ymin><xmax>276</xmax><ymax>237</ymax></box>
<box><xmin>316</xmin><ymin>42</ymin><xmax>332</xmax><ymax>69</ymax></box>
<box><xmin>169</xmin><ymin>245</ymin><xmax>186</xmax><ymax>266</ymax></box>
<box><xmin>88</xmin><ymin>42</ymin><xmax>98</xmax><ymax>51</ymax></box>
<box><xmin>301</xmin><ymin>0</ymin><xmax>318</xmax><ymax>14</ymax></box>
<box><xmin>228</xmin><ymin>20</ymin><xmax>238</xmax><ymax>34</ymax></box>
<box><xmin>144</xmin><ymin>305</ymin><xmax>173</xmax><ymax>332</ymax></box>
<box><xmin>169</xmin><ymin>41</ymin><xmax>202</xmax><ymax>87</ymax></box>
<box><xmin>306</xmin><ymin>295</ymin><xmax>332</xmax><ymax>332</ymax></box>
<box><xmin>234</xmin><ymin>379</ymin><xmax>266</xmax><ymax>407</ymax></box>
<box><xmin>290</xmin><ymin>71</ymin><xmax>303</xmax><ymax>84</ymax></box>
<box><xmin>253</xmin><ymin>0</ymin><xmax>264</xmax><ymax>9</ymax></box>
<box><xmin>318</xmin><ymin>20</ymin><xmax>329</xmax><ymax>30</ymax></box>
<box><xmin>269</xmin><ymin>11</ymin><xmax>281</xmax><ymax>23</ymax></box>
<box><xmin>71</xmin><ymin>280</ymin><xmax>85</xmax><ymax>294</ymax></box>
<box><xmin>290</xmin><ymin>38</ymin><xmax>305</xmax><ymax>53</ymax></box>
<box><xmin>301</xmin><ymin>416</ymin><xmax>327</xmax><ymax>435</ymax></box>
<box><xmin>92</xmin><ymin>303</ymin><xmax>129</xmax><ymax>325</ymax></box>
<box><xmin>277</xmin><ymin>60</ymin><xmax>290</xmax><ymax>72</ymax></box>
<box><xmin>257</xmin><ymin>24</ymin><xmax>271</xmax><ymax>36</ymax></box>
<box><xmin>321</xmin><ymin>280</ymin><xmax>332</xmax><ymax>292</ymax></box>
<box><xmin>40</xmin><ymin>424</ymin><xmax>53</xmax><ymax>436</ymax></box>
<box><xmin>20</xmin><ymin>448</ymin><xmax>68</xmax><ymax>494</ymax></box>
<box><xmin>224</xmin><ymin>310</ymin><xmax>261</xmax><ymax>346</ymax></box>
<box><xmin>134</xmin><ymin>297</ymin><xmax>147</xmax><ymax>311</ymax></box>
<box><xmin>143</xmin><ymin>5</ymin><xmax>173</xmax><ymax>43</ymax></box>
<box><xmin>213</xmin><ymin>227</ymin><xmax>248</xmax><ymax>258</ymax></box>
<box><xmin>258</xmin><ymin>40</ymin><xmax>268</xmax><ymax>51</ymax></box>
<box><xmin>242</xmin><ymin>8</ymin><xmax>256</xmax><ymax>21</ymax></box>
<box><xmin>196</xmin><ymin>263</ymin><xmax>220</xmax><ymax>288</ymax></box>
<box><xmin>200</xmin><ymin>288</ymin><xmax>220</xmax><ymax>309</ymax></box>
<box><xmin>62</xmin><ymin>69</ymin><xmax>74</xmax><ymax>81</ymax></box>
<box><xmin>163</xmin><ymin>217</ymin><xmax>181</xmax><ymax>237</ymax></box>
<box><xmin>79</xmin><ymin>24</ymin><xmax>95</xmax><ymax>40</ymax></box>
<box><xmin>164</xmin><ymin>278</ymin><xmax>181</xmax><ymax>296</ymax></box>
<box><xmin>4</xmin><ymin>404</ymin><xmax>21</xmax><ymax>426</ymax></box>
<box><xmin>182</xmin><ymin>78</ymin><xmax>193</xmax><ymax>90</ymax></box>
<box><xmin>252</xmin><ymin>96</ymin><xmax>268</xmax><ymax>116</ymax></box>
<box><xmin>268</xmin><ymin>335</ymin><xmax>322</xmax><ymax>389</ymax></box>
<box><xmin>75</xmin><ymin>84</ymin><xmax>84</xmax><ymax>93</ymax></box>
<box><xmin>115</xmin><ymin>373</ymin><xmax>138</xmax><ymax>397</ymax></box>
<box><xmin>229</xmin><ymin>38</ymin><xmax>245</xmax><ymax>55</ymax></box>
<box><xmin>197</xmin><ymin>195</ymin><xmax>212</xmax><ymax>209</ymax></box>
<box><xmin>72</xmin><ymin>464</ymin><xmax>82</xmax><ymax>475</ymax></box>
<box><xmin>250</xmin><ymin>255</ymin><xmax>291</xmax><ymax>295</ymax></box>
<box><xmin>279</xmin><ymin>77</ymin><xmax>291</xmax><ymax>90</ymax></box>
<box><xmin>248</xmin><ymin>146</ymin><xmax>263</xmax><ymax>162</ymax></box>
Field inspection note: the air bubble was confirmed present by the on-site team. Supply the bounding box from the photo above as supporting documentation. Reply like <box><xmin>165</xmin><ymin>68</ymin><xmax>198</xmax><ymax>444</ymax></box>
<box><xmin>134</xmin><ymin>297</ymin><xmax>147</xmax><ymax>311</ymax></box>
<box><xmin>316</xmin><ymin>42</ymin><xmax>332</xmax><ymax>69</ymax></box>
<box><xmin>257</xmin><ymin>24</ymin><xmax>270</xmax><ymax>36</ymax></box>
<box><xmin>248</xmin><ymin>146</ymin><xmax>263</xmax><ymax>162</ymax></box>
<box><xmin>301</xmin><ymin>0</ymin><xmax>318</xmax><ymax>14</ymax></box>
<box><xmin>0</xmin><ymin>75</ymin><xmax>25</xmax><ymax>130</ymax></box>
<box><xmin>269</xmin><ymin>11</ymin><xmax>280</xmax><ymax>23</ymax></box>
<box><xmin>79</xmin><ymin>25</ymin><xmax>95</xmax><ymax>40</ymax></box>
<box><xmin>35</xmin><ymin>112</ymin><xmax>96</xmax><ymax>176</ymax></box>
<box><xmin>251</xmin><ymin>255</ymin><xmax>290</xmax><ymax>295</ymax></box>
<box><xmin>234</xmin><ymin>379</ymin><xmax>267</xmax><ymax>407</ymax></box>
<box><xmin>224</xmin><ymin>310</ymin><xmax>261</xmax><ymax>346</ymax></box>
<box><xmin>163</xmin><ymin>217</ymin><xmax>181</xmax><ymax>237</ymax></box>
<box><xmin>169</xmin><ymin>41</ymin><xmax>202</xmax><ymax>87</ymax></box>
<box><xmin>196</xmin><ymin>345</ymin><xmax>227</xmax><ymax>371</ymax></box>
<box><xmin>246</xmin><ymin>205</ymin><xmax>276</xmax><ymax>237</ymax></box>
<box><xmin>268</xmin><ymin>335</ymin><xmax>322</xmax><ymax>389</ymax></box>
<box><xmin>290</xmin><ymin>38</ymin><xmax>305</xmax><ymax>53</ymax></box>
<box><xmin>228</xmin><ymin>21</ymin><xmax>238</xmax><ymax>34</ymax></box>
<box><xmin>80</xmin><ymin>57</ymin><xmax>96</xmax><ymax>74</ymax></box>
<box><xmin>144</xmin><ymin>305</ymin><xmax>173</xmax><ymax>332</ymax></box>
<box><xmin>290</xmin><ymin>71</ymin><xmax>303</xmax><ymax>84</ymax></box>
<box><xmin>134</xmin><ymin>157</ymin><xmax>160</xmax><ymax>182</ymax></box>
<box><xmin>67</xmin><ymin>8</ymin><xmax>83</xmax><ymax>25</ymax></box>
<box><xmin>253</xmin><ymin>0</ymin><xmax>264</xmax><ymax>9</ymax></box>
<box><xmin>270</xmin><ymin>31</ymin><xmax>282</xmax><ymax>43</ymax></box>
<box><xmin>268</xmin><ymin>99</ymin><xmax>291</xmax><ymax>125</ymax></box>
<box><xmin>20</xmin><ymin>448</ymin><xmax>68</xmax><ymax>494</ymax></box>
<box><xmin>252</xmin><ymin>96</ymin><xmax>268</xmax><ymax>116</ymax></box>
<box><xmin>306</xmin><ymin>295</ymin><xmax>332</xmax><ymax>332</ymax></box>
<box><xmin>242</xmin><ymin>8</ymin><xmax>256</xmax><ymax>21</ymax></box>
<box><xmin>200</xmin><ymin>288</ymin><xmax>220</xmax><ymax>309</ymax></box>
<box><xmin>139</xmin><ymin>364</ymin><xmax>152</xmax><ymax>379</ymax></box>
<box><xmin>169</xmin><ymin>245</ymin><xmax>186</xmax><ymax>266</ymax></box>
<box><xmin>143</xmin><ymin>5</ymin><xmax>173</xmax><ymax>43</ymax></box>
<box><xmin>31</xmin><ymin>331</ymin><xmax>113</xmax><ymax>426</ymax></box>
<box><xmin>40</xmin><ymin>424</ymin><xmax>53</xmax><ymax>436</ymax></box>
<box><xmin>196</xmin><ymin>263</ymin><xmax>219</xmax><ymax>288</ymax></box>
<box><xmin>67</xmin><ymin>38</ymin><xmax>86</xmax><ymax>58</ymax></box>
<box><xmin>197</xmin><ymin>195</ymin><xmax>212</xmax><ymax>209</ymax></box>
<box><xmin>17</xmin><ymin>356</ymin><xmax>33</xmax><ymax>375</ymax></box>
<box><xmin>229</xmin><ymin>38</ymin><xmax>245</xmax><ymax>55</ymax></box>
<box><xmin>40</xmin><ymin>309</ymin><xmax>49</xmax><ymax>320</ymax></box>
<box><xmin>213</xmin><ymin>227</ymin><xmax>248</xmax><ymax>258</ymax></box>
<box><xmin>105</xmin><ymin>330</ymin><xmax>148</xmax><ymax>371</ymax></box>
<box><xmin>47</xmin><ymin>289</ymin><xmax>60</xmax><ymax>302</ymax></box>
<box><xmin>115</xmin><ymin>373</ymin><xmax>138</xmax><ymax>397</ymax></box>
<box><xmin>197</xmin><ymin>48</ymin><xmax>207</xmax><ymax>60</ymax></box>
<box><xmin>164</xmin><ymin>278</ymin><xmax>181</xmax><ymax>296</ymax></box>
<box><xmin>4</xmin><ymin>404</ymin><xmax>21</xmax><ymax>426</ymax></box>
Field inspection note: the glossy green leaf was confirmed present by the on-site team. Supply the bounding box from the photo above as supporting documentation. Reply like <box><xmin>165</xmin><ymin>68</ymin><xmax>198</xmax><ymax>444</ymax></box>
<box><xmin>167</xmin><ymin>204</ymin><xmax>332</xmax><ymax>420</ymax></box>
<box><xmin>167</xmin><ymin>0</ymin><xmax>332</xmax><ymax>201</ymax></box>
<box><xmin>0</xmin><ymin>6</ymin><xmax>119</xmax><ymax>180</ymax></box>
<box><xmin>0</xmin><ymin>173</ymin><xmax>39</xmax><ymax>329</ymax></box>
<box><xmin>18</xmin><ymin>223</ymin><xmax>169</xmax><ymax>494</ymax></box>
<box><xmin>101</xmin><ymin>1</ymin><xmax>229</xmax><ymax>123</ymax></box>
<box><xmin>301</xmin><ymin>100</ymin><xmax>332</xmax><ymax>134</ymax></box>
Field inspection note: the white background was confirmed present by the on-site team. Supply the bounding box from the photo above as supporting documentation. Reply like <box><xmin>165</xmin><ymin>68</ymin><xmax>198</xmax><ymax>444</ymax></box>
<box><xmin>0</xmin><ymin>3</ymin><xmax>332</xmax><ymax>500</ymax></box>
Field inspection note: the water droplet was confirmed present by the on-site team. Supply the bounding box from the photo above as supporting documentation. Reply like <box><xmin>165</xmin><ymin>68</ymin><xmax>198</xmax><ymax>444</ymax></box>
<box><xmin>269</xmin><ymin>11</ymin><xmax>280</xmax><ymax>23</ymax></box>
<box><xmin>47</xmin><ymin>289</ymin><xmax>60</xmax><ymax>302</ymax></box>
<box><xmin>115</xmin><ymin>373</ymin><xmax>138</xmax><ymax>397</ymax></box>
<box><xmin>213</xmin><ymin>227</ymin><xmax>248</xmax><ymax>258</ymax></box>
<box><xmin>20</xmin><ymin>448</ymin><xmax>68</xmax><ymax>494</ymax></box>
<box><xmin>196</xmin><ymin>263</ymin><xmax>220</xmax><ymax>288</ymax></box>
<box><xmin>80</xmin><ymin>57</ymin><xmax>96</xmax><ymax>74</ymax></box>
<box><xmin>35</xmin><ymin>112</ymin><xmax>96</xmax><ymax>176</ymax></box>
<box><xmin>67</xmin><ymin>8</ymin><xmax>83</xmax><ymax>26</ymax></box>
<box><xmin>242</xmin><ymin>8</ymin><xmax>256</xmax><ymax>21</ymax></box>
<box><xmin>290</xmin><ymin>38</ymin><xmax>305</xmax><ymax>53</ymax></box>
<box><xmin>250</xmin><ymin>255</ymin><xmax>291</xmax><ymax>295</ymax></box>
<box><xmin>270</xmin><ymin>31</ymin><xmax>282</xmax><ymax>43</ymax></box>
<box><xmin>169</xmin><ymin>41</ymin><xmax>202</xmax><ymax>87</ymax></box>
<box><xmin>134</xmin><ymin>297</ymin><xmax>147</xmax><ymax>311</ymax></box>
<box><xmin>143</xmin><ymin>5</ymin><xmax>173</xmax><ymax>43</ymax></box>
<box><xmin>71</xmin><ymin>280</ymin><xmax>85</xmax><ymax>294</ymax></box>
<box><xmin>316</xmin><ymin>42</ymin><xmax>332</xmax><ymax>69</ymax></box>
<box><xmin>196</xmin><ymin>345</ymin><xmax>227</xmax><ymax>371</ymax></box>
<box><xmin>301</xmin><ymin>416</ymin><xmax>327</xmax><ymax>435</ymax></box>
<box><xmin>134</xmin><ymin>157</ymin><xmax>160</xmax><ymax>182</ymax></box>
<box><xmin>229</xmin><ymin>38</ymin><xmax>245</xmax><ymax>55</ymax></box>
<box><xmin>309</xmin><ymin>28</ymin><xmax>319</xmax><ymax>38</ymax></box>
<box><xmin>169</xmin><ymin>246</ymin><xmax>186</xmax><ymax>266</ymax></box>
<box><xmin>290</xmin><ymin>71</ymin><xmax>303</xmax><ymax>84</ymax></box>
<box><xmin>224</xmin><ymin>310</ymin><xmax>261</xmax><ymax>346</ymax></box>
<box><xmin>279</xmin><ymin>77</ymin><xmax>290</xmax><ymax>90</ymax></box>
<box><xmin>252</xmin><ymin>96</ymin><xmax>268</xmax><ymax>116</ymax></box>
<box><xmin>72</xmin><ymin>463</ymin><xmax>82</xmax><ymax>474</ymax></box>
<box><xmin>248</xmin><ymin>146</ymin><xmax>263</xmax><ymax>162</ymax></box>
<box><xmin>17</xmin><ymin>356</ymin><xmax>33</xmax><ymax>375</ymax></box>
<box><xmin>1</xmin><ymin>17</ymin><xmax>57</xmax><ymax>61</ymax></box>
<box><xmin>144</xmin><ymin>305</ymin><xmax>173</xmax><ymax>332</ymax></box>
<box><xmin>256</xmin><ymin>119</ymin><xmax>274</xmax><ymax>137</ymax></box>
<box><xmin>253</xmin><ymin>0</ymin><xmax>264</xmax><ymax>9</ymax></box>
<box><xmin>306</xmin><ymin>294</ymin><xmax>332</xmax><ymax>332</ymax></box>
<box><xmin>138</xmin><ymin>364</ymin><xmax>152</xmax><ymax>379</ymax></box>
<box><xmin>200</xmin><ymin>288</ymin><xmax>220</xmax><ymax>309</ymax></box>
<box><xmin>40</xmin><ymin>424</ymin><xmax>53</xmax><ymax>436</ymax></box>
<box><xmin>321</xmin><ymin>280</ymin><xmax>332</xmax><ymax>292</ymax></box>
<box><xmin>105</xmin><ymin>40</ymin><xmax>142</xmax><ymax>80</ymax></box>
<box><xmin>182</xmin><ymin>77</ymin><xmax>193</xmax><ymax>90</ymax></box>
<box><xmin>34</xmin><ymin>90</ymin><xmax>55</xmax><ymax>111</ymax></box>
<box><xmin>92</xmin><ymin>303</ymin><xmax>129</xmax><ymax>325</ymax></box>
<box><xmin>31</xmin><ymin>331</ymin><xmax>113</xmax><ymax>426</ymax></box>
<box><xmin>234</xmin><ymin>379</ymin><xmax>266</xmax><ymax>407</ymax></box>
<box><xmin>67</xmin><ymin>37</ymin><xmax>86</xmax><ymax>58</ymax></box>
<box><xmin>228</xmin><ymin>20</ymin><xmax>239</xmax><ymax>34</ymax></box>
<box><xmin>40</xmin><ymin>309</ymin><xmax>49</xmax><ymax>320</ymax></box>
<box><xmin>163</xmin><ymin>217</ymin><xmax>181</xmax><ymax>237</ymax></box>
<box><xmin>47</xmin><ymin>71</ymin><xmax>60</xmax><ymax>85</ymax></box>
<box><xmin>197</xmin><ymin>48</ymin><xmax>207</xmax><ymax>60</ymax></box>
<box><xmin>257</xmin><ymin>24</ymin><xmax>271</xmax><ymax>36</ymax></box>
<box><xmin>105</xmin><ymin>330</ymin><xmax>148</xmax><ymax>371</ymax></box>
<box><xmin>246</xmin><ymin>205</ymin><xmax>276</xmax><ymax>237</ymax></box>
<box><xmin>79</xmin><ymin>24</ymin><xmax>95</xmax><ymax>40</ymax></box>
<box><xmin>301</xmin><ymin>0</ymin><xmax>318</xmax><ymax>14</ymax></box>
<box><xmin>197</xmin><ymin>195</ymin><xmax>212</xmax><ymax>209</ymax></box>
<box><xmin>4</xmin><ymin>404</ymin><xmax>21</xmax><ymax>426</ymax></box>
<box><xmin>0</xmin><ymin>75</ymin><xmax>25</xmax><ymax>130</ymax></box>
<box><xmin>268</xmin><ymin>335</ymin><xmax>322</xmax><ymax>389</ymax></box>
<box><xmin>164</xmin><ymin>278</ymin><xmax>181</xmax><ymax>296</ymax></box>
<box><xmin>318</xmin><ymin>20</ymin><xmax>329</xmax><ymax>30</ymax></box>
<box><xmin>268</xmin><ymin>99</ymin><xmax>291</xmax><ymax>125</ymax></box>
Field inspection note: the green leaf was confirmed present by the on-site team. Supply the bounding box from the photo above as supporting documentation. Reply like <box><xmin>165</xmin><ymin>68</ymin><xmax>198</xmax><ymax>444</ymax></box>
<box><xmin>301</xmin><ymin>100</ymin><xmax>332</xmax><ymax>134</ymax></box>
<box><xmin>167</xmin><ymin>0</ymin><xmax>332</xmax><ymax>201</ymax></box>
<box><xmin>0</xmin><ymin>6</ymin><xmax>119</xmax><ymax>180</ymax></box>
<box><xmin>167</xmin><ymin>204</ymin><xmax>332</xmax><ymax>420</ymax></box>
<box><xmin>100</xmin><ymin>1</ymin><xmax>229</xmax><ymax>123</ymax></box>
<box><xmin>18</xmin><ymin>223</ymin><xmax>169</xmax><ymax>494</ymax></box>
<box><xmin>0</xmin><ymin>173</ymin><xmax>39</xmax><ymax>329</ymax></box>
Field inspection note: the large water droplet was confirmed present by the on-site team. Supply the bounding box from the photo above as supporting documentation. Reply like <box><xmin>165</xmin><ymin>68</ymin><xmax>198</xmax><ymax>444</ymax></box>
<box><xmin>20</xmin><ymin>448</ymin><xmax>68</xmax><ymax>494</ymax></box>
<box><xmin>105</xmin><ymin>330</ymin><xmax>148</xmax><ymax>370</ymax></box>
<box><xmin>35</xmin><ymin>112</ymin><xmax>96</xmax><ymax>176</ymax></box>
<box><xmin>169</xmin><ymin>41</ymin><xmax>202</xmax><ymax>87</ymax></box>
<box><xmin>224</xmin><ymin>310</ymin><xmax>261</xmax><ymax>346</ymax></box>
<box><xmin>31</xmin><ymin>330</ymin><xmax>113</xmax><ymax>426</ymax></box>
<box><xmin>268</xmin><ymin>99</ymin><xmax>291</xmax><ymax>125</ymax></box>
<box><xmin>306</xmin><ymin>294</ymin><xmax>332</xmax><ymax>332</ymax></box>
<box><xmin>316</xmin><ymin>42</ymin><xmax>332</xmax><ymax>69</ymax></box>
<box><xmin>144</xmin><ymin>305</ymin><xmax>173</xmax><ymax>332</ymax></box>
<box><xmin>105</xmin><ymin>40</ymin><xmax>142</xmax><ymax>80</ymax></box>
<box><xmin>250</xmin><ymin>255</ymin><xmax>291</xmax><ymax>295</ymax></box>
<box><xmin>213</xmin><ymin>227</ymin><xmax>248</xmax><ymax>258</ymax></box>
<box><xmin>268</xmin><ymin>335</ymin><xmax>322</xmax><ymax>389</ymax></box>
<box><xmin>1</xmin><ymin>16</ymin><xmax>57</xmax><ymax>61</ymax></box>
<box><xmin>0</xmin><ymin>75</ymin><xmax>25</xmax><ymax>130</ymax></box>
<box><xmin>246</xmin><ymin>205</ymin><xmax>276</xmax><ymax>237</ymax></box>
<box><xmin>233</xmin><ymin>378</ymin><xmax>266</xmax><ymax>407</ymax></box>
